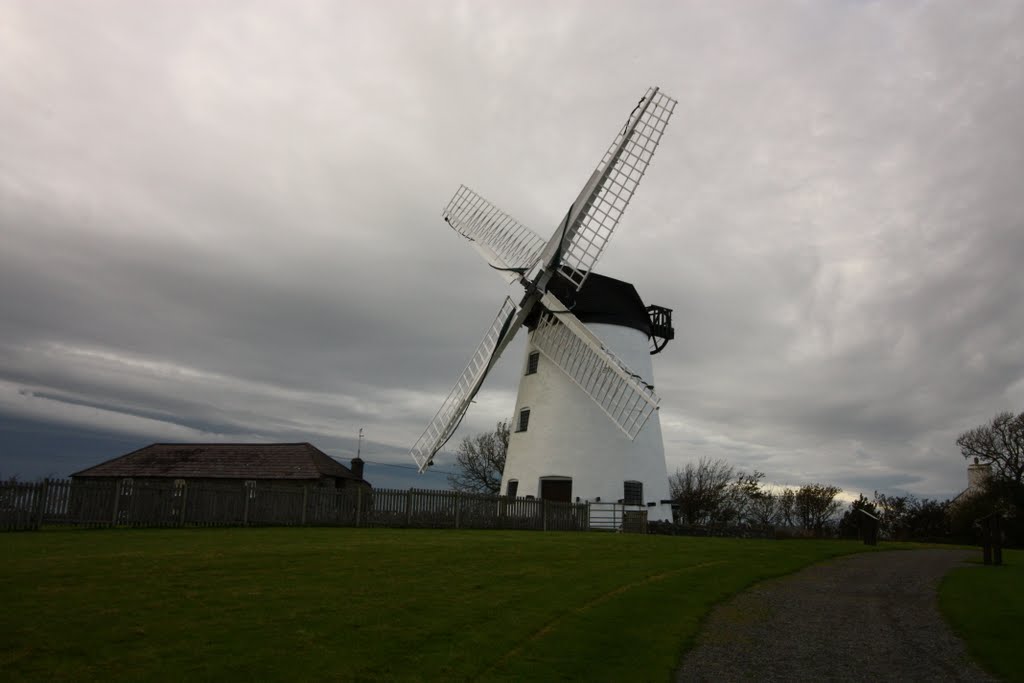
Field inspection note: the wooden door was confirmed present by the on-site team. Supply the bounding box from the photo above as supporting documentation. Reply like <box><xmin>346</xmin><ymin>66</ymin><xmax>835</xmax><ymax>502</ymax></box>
<box><xmin>540</xmin><ymin>478</ymin><xmax>572</xmax><ymax>503</ymax></box>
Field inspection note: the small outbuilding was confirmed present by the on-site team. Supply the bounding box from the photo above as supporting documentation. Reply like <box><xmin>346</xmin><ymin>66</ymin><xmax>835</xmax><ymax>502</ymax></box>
<box><xmin>66</xmin><ymin>443</ymin><xmax>369</xmax><ymax>527</ymax></box>
<box><xmin>71</xmin><ymin>442</ymin><xmax>369</xmax><ymax>491</ymax></box>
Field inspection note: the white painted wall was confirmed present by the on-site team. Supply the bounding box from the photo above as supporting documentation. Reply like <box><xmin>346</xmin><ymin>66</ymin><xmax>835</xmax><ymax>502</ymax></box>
<box><xmin>501</xmin><ymin>322</ymin><xmax>673</xmax><ymax>522</ymax></box>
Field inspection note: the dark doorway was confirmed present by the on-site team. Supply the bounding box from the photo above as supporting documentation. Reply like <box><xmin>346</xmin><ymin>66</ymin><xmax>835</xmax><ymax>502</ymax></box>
<box><xmin>540</xmin><ymin>478</ymin><xmax>572</xmax><ymax>503</ymax></box>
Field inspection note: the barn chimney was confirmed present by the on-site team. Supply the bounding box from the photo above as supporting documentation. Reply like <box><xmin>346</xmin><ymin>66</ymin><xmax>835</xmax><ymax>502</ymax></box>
<box><xmin>350</xmin><ymin>456</ymin><xmax>365</xmax><ymax>480</ymax></box>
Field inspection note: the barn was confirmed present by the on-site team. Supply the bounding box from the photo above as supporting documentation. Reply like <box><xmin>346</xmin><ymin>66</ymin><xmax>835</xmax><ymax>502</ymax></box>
<box><xmin>71</xmin><ymin>442</ymin><xmax>369</xmax><ymax>491</ymax></box>
<box><xmin>65</xmin><ymin>443</ymin><xmax>370</xmax><ymax>527</ymax></box>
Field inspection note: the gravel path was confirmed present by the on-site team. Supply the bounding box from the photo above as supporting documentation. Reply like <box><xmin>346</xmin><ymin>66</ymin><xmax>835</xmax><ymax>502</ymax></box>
<box><xmin>676</xmin><ymin>549</ymin><xmax>995</xmax><ymax>682</ymax></box>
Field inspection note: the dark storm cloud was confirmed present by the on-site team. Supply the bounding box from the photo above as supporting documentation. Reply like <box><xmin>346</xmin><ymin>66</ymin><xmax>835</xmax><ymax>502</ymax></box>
<box><xmin>1</xmin><ymin>1</ymin><xmax>1022</xmax><ymax>499</ymax></box>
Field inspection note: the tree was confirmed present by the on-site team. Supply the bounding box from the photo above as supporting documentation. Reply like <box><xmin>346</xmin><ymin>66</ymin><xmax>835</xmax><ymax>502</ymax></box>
<box><xmin>744</xmin><ymin>487</ymin><xmax>780</xmax><ymax>529</ymax></box>
<box><xmin>948</xmin><ymin>489</ymin><xmax>994</xmax><ymax>543</ymax></box>
<box><xmin>955</xmin><ymin>411</ymin><xmax>1024</xmax><ymax>546</ymax></box>
<box><xmin>669</xmin><ymin>460</ymin><xmax>774</xmax><ymax>527</ymax></box>
<box><xmin>838</xmin><ymin>494</ymin><xmax>880</xmax><ymax>539</ymax></box>
<box><xmin>669</xmin><ymin>457</ymin><xmax>735</xmax><ymax>525</ymax></box>
<box><xmin>446</xmin><ymin>421</ymin><xmax>509</xmax><ymax>495</ymax></box>
<box><xmin>903</xmin><ymin>498</ymin><xmax>948</xmax><ymax>540</ymax></box>
<box><xmin>777</xmin><ymin>488</ymin><xmax>797</xmax><ymax>527</ymax></box>
<box><xmin>873</xmin><ymin>492</ymin><xmax>913</xmax><ymax>540</ymax></box>
<box><xmin>793</xmin><ymin>484</ymin><xmax>841</xmax><ymax>535</ymax></box>
<box><xmin>725</xmin><ymin>470</ymin><xmax>774</xmax><ymax>528</ymax></box>
<box><xmin>956</xmin><ymin>411</ymin><xmax>1024</xmax><ymax>487</ymax></box>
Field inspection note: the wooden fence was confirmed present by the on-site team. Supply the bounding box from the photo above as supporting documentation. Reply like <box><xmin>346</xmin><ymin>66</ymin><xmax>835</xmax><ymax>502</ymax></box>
<box><xmin>0</xmin><ymin>479</ymin><xmax>593</xmax><ymax>532</ymax></box>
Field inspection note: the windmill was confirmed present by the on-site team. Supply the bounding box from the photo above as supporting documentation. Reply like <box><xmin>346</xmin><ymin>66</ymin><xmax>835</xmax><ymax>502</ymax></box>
<box><xmin>411</xmin><ymin>87</ymin><xmax>677</xmax><ymax>520</ymax></box>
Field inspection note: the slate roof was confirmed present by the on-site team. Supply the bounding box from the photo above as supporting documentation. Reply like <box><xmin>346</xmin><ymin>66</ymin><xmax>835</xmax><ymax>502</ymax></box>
<box><xmin>71</xmin><ymin>443</ymin><xmax>363</xmax><ymax>481</ymax></box>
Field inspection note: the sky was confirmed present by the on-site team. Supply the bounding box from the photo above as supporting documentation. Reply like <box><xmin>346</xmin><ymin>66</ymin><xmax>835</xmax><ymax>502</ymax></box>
<box><xmin>1</xmin><ymin>0</ymin><xmax>1022</xmax><ymax>499</ymax></box>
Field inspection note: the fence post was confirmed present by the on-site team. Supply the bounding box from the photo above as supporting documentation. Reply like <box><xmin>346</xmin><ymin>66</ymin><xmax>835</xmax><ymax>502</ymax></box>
<box><xmin>243</xmin><ymin>483</ymin><xmax>250</xmax><ymax>526</ymax></box>
<box><xmin>301</xmin><ymin>485</ymin><xmax>309</xmax><ymax>526</ymax></box>
<box><xmin>32</xmin><ymin>479</ymin><xmax>50</xmax><ymax>530</ymax></box>
<box><xmin>543</xmin><ymin>500</ymin><xmax>549</xmax><ymax>532</ymax></box>
<box><xmin>75</xmin><ymin>483</ymin><xmax>84</xmax><ymax>528</ymax></box>
<box><xmin>405</xmin><ymin>488</ymin><xmax>414</xmax><ymax>527</ymax></box>
<box><xmin>178</xmin><ymin>483</ymin><xmax>188</xmax><ymax>527</ymax></box>
<box><xmin>455</xmin><ymin>491</ymin><xmax>461</xmax><ymax>529</ymax></box>
<box><xmin>355</xmin><ymin>486</ymin><xmax>363</xmax><ymax>527</ymax></box>
<box><xmin>110</xmin><ymin>480</ymin><xmax>121</xmax><ymax>528</ymax></box>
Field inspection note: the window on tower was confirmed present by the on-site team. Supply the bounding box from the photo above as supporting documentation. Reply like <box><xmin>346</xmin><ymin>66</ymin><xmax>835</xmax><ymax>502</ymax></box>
<box><xmin>526</xmin><ymin>351</ymin><xmax>540</xmax><ymax>375</ymax></box>
<box><xmin>507</xmin><ymin>480</ymin><xmax>519</xmax><ymax>498</ymax></box>
<box><xmin>516</xmin><ymin>408</ymin><xmax>531</xmax><ymax>432</ymax></box>
<box><xmin>624</xmin><ymin>480</ymin><xmax>643</xmax><ymax>506</ymax></box>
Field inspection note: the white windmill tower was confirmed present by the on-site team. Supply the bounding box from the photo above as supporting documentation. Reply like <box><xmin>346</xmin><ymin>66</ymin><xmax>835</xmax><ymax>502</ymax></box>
<box><xmin>410</xmin><ymin>87</ymin><xmax>677</xmax><ymax>522</ymax></box>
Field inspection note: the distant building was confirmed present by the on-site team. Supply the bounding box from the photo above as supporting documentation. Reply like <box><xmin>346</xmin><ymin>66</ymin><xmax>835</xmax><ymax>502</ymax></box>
<box><xmin>71</xmin><ymin>442</ymin><xmax>369</xmax><ymax>491</ymax></box>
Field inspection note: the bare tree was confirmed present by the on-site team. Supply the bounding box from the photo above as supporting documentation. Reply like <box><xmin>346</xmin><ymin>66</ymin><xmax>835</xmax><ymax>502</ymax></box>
<box><xmin>956</xmin><ymin>410</ymin><xmax>1024</xmax><ymax>487</ymax></box>
<box><xmin>447</xmin><ymin>421</ymin><xmax>509</xmax><ymax>495</ymax></box>
<box><xmin>669</xmin><ymin>461</ymin><xmax>781</xmax><ymax>527</ymax></box>
<box><xmin>777</xmin><ymin>488</ymin><xmax>797</xmax><ymax>527</ymax></box>
<box><xmin>669</xmin><ymin>457</ymin><xmax>735</xmax><ymax>525</ymax></box>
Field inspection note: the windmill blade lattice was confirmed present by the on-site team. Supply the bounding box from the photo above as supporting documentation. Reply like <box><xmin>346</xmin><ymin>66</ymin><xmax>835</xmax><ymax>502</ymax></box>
<box><xmin>410</xmin><ymin>297</ymin><xmax>520</xmax><ymax>472</ymax></box>
<box><xmin>532</xmin><ymin>291</ymin><xmax>660</xmax><ymax>439</ymax></box>
<box><xmin>557</xmin><ymin>88</ymin><xmax>676</xmax><ymax>291</ymax></box>
<box><xmin>442</xmin><ymin>185</ymin><xmax>547</xmax><ymax>284</ymax></box>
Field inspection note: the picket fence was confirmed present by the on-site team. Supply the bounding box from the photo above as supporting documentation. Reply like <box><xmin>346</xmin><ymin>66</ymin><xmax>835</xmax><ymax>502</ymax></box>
<box><xmin>0</xmin><ymin>479</ymin><xmax>609</xmax><ymax>532</ymax></box>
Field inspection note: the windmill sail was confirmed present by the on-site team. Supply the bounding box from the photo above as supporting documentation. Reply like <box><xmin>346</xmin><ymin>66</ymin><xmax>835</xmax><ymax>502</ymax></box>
<box><xmin>533</xmin><ymin>290</ymin><xmax>660</xmax><ymax>439</ymax></box>
<box><xmin>410</xmin><ymin>297</ymin><xmax>520</xmax><ymax>472</ymax></box>
<box><xmin>552</xmin><ymin>88</ymin><xmax>677</xmax><ymax>291</ymax></box>
<box><xmin>442</xmin><ymin>185</ymin><xmax>546</xmax><ymax>284</ymax></box>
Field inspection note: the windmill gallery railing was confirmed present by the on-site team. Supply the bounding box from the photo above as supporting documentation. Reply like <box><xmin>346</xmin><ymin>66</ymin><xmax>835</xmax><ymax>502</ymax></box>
<box><xmin>0</xmin><ymin>479</ymin><xmax>616</xmax><ymax>533</ymax></box>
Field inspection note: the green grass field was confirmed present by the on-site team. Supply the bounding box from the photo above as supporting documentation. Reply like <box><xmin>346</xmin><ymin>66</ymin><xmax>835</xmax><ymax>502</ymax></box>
<box><xmin>1</xmin><ymin>529</ymin><xmax>898</xmax><ymax>681</ymax></box>
<box><xmin>940</xmin><ymin>548</ymin><xmax>1024</xmax><ymax>683</ymax></box>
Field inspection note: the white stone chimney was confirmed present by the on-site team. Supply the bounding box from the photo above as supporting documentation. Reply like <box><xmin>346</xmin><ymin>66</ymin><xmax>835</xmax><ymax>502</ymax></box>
<box><xmin>967</xmin><ymin>457</ymin><xmax>992</xmax><ymax>491</ymax></box>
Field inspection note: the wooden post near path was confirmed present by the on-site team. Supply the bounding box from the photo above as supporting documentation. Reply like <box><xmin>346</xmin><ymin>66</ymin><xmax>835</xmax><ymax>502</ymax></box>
<box><xmin>980</xmin><ymin>513</ymin><xmax>1003</xmax><ymax>566</ymax></box>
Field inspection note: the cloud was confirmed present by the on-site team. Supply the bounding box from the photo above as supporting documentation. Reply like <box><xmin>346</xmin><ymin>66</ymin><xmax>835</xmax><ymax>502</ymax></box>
<box><xmin>1</xmin><ymin>1</ymin><xmax>1022</xmax><ymax>500</ymax></box>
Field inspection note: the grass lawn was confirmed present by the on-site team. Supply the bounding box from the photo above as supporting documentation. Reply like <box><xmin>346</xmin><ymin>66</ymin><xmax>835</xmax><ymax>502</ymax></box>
<box><xmin>2</xmin><ymin>528</ymin><xmax>882</xmax><ymax>681</ymax></box>
<box><xmin>940</xmin><ymin>548</ymin><xmax>1024</xmax><ymax>683</ymax></box>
